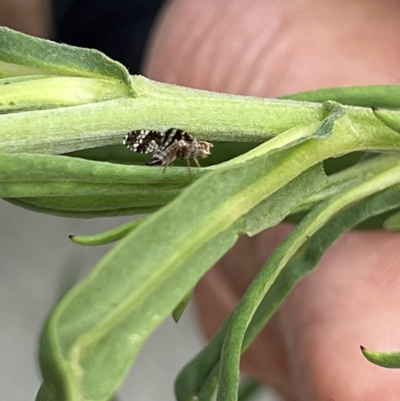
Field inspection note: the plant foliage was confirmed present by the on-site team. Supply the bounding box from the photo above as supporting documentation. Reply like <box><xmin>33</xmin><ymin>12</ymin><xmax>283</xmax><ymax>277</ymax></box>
<box><xmin>1</xmin><ymin>27</ymin><xmax>400</xmax><ymax>401</ymax></box>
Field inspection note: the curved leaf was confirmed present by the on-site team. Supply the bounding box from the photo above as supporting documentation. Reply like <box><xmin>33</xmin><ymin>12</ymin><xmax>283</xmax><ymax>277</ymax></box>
<box><xmin>0</xmin><ymin>76</ymin><xmax>130</xmax><ymax>112</ymax></box>
<box><xmin>360</xmin><ymin>346</ymin><xmax>400</xmax><ymax>368</ymax></box>
<box><xmin>372</xmin><ymin>107</ymin><xmax>400</xmax><ymax>135</ymax></box>
<box><xmin>5</xmin><ymin>198</ymin><xmax>159</xmax><ymax>219</ymax></box>
<box><xmin>69</xmin><ymin>217</ymin><xmax>147</xmax><ymax>246</ymax></box>
<box><xmin>282</xmin><ymin>85</ymin><xmax>400</xmax><ymax>109</ymax></box>
<box><xmin>383</xmin><ymin>211</ymin><xmax>400</xmax><ymax>231</ymax></box>
<box><xmin>0</xmin><ymin>153</ymin><xmax>200</xmax><ymax>217</ymax></box>
<box><xmin>0</xmin><ymin>27</ymin><xmax>132</xmax><ymax>87</ymax></box>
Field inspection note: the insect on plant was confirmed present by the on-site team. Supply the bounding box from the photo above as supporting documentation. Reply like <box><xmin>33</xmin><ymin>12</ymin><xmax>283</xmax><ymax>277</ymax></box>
<box><xmin>123</xmin><ymin>128</ymin><xmax>213</xmax><ymax>170</ymax></box>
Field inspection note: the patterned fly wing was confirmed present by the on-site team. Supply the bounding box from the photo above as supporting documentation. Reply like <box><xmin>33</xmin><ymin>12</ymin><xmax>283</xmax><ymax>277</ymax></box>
<box><xmin>161</xmin><ymin>128</ymin><xmax>194</xmax><ymax>148</ymax></box>
<box><xmin>123</xmin><ymin>129</ymin><xmax>164</xmax><ymax>154</ymax></box>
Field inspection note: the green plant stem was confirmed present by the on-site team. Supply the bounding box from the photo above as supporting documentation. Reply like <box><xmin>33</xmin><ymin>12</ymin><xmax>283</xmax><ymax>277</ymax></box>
<box><xmin>2</xmin><ymin>76</ymin><xmax>398</xmax><ymax>155</ymax></box>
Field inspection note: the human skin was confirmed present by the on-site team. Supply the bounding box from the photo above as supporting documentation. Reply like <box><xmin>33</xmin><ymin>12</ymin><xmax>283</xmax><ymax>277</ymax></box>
<box><xmin>143</xmin><ymin>0</ymin><xmax>400</xmax><ymax>400</ymax></box>
<box><xmin>0</xmin><ymin>0</ymin><xmax>51</xmax><ymax>38</ymax></box>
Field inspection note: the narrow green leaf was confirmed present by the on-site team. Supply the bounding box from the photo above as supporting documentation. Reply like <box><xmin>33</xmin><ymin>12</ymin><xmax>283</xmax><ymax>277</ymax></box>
<box><xmin>361</xmin><ymin>346</ymin><xmax>400</xmax><ymax>368</ymax></box>
<box><xmin>15</xmin><ymin>192</ymin><xmax>177</xmax><ymax>211</ymax></box>
<box><xmin>372</xmin><ymin>107</ymin><xmax>400</xmax><ymax>135</ymax></box>
<box><xmin>0</xmin><ymin>76</ymin><xmax>130</xmax><ymax>112</ymax></box>
<box><xmin>293</xmin><ymin>154</ymin><xmax>399</xmax><ymax>214</ymax></box>
<box><xmin>5</xmin><ymin>198</ymin><xmax>158</xmax><ymax>218</ymax></box>
<box><xmin>0</xmin><ymin>151</ymin><xmax>201</xmax><ymax>216</ymax></box>
<box><xmin>383</xmin><ymin>211</ymin><xmax>400</xmax><ymax>231</ymax></box>
<box><xmin>0</xmin><ymin>27</ymin><xmax>132</xmax><ymax>87</ymax></box>
<box><xmin>70</xmin><ymin>217</ymin><xmax>147</xmax><ymax>246</ymax></box>
<box><xmin>1</xmin><ymin>181</ymin><xmax>182</xmax><ymax>199</ymax></box>
<box><xmin>0</xmin><ymin>152</ymin><xmax>201</xmax><ymax>188</ymax></box>
<box><xmin>0</xmin><ymin>153</ymin><xmax>203</xmax><ymax>217</ymax></box>
<box><xmin>172</xmin><ymin>290</ymin><xmax>194</xmax><ymax>323</ymax></box>
<box><xmin>282</xmin><ymin>85</ymin><xmax>400</xmax><ymax>109</ymax></box>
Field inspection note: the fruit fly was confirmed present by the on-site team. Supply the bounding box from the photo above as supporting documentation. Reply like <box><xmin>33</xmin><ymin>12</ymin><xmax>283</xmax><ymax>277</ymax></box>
<box><xmin>123</xmin><ymin>128</ymin><xmax>213</xmax><ymax>169</ymax></box>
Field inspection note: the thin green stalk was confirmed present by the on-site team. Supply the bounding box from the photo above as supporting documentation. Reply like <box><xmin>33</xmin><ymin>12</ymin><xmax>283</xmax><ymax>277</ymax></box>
<box><xmin>1</xmin><ymin>74</ymin><xmax>398</xmax><ymax>154</ymax></box>
<box><xmin>217</xmin><ymin>158</ymin><xmax>400</xmax><ymax>401</ymax></box>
